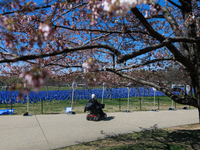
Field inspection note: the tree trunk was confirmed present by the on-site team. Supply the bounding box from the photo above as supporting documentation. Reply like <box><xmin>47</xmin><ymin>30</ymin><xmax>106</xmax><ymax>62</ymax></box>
<box><xmin>198</xmin><ymin>107</ymin><xmax>200</xmax><ymax>124</ymax></box>
<box><xmin>184</xmin><ymin>84</ymin><xmax>186</xmax><ymax>93</ymax></box>
<box><xmin>191</xmin><ymin>71</ymin><xmax>200</xmax><ymax>123</ymax></box>
<box><xmin>110</xmin><ymin>88</ymin><xmax>112</xmax><ymax>100</ymax></box>
<box><xmin>135</xmin><ymin>88</ymin><xmax>137</xmax><ymax>97</ymax></box>
<box><xmin>138</xmin><ymin>88</ymin><xmax>140</xmax><ymax>100</ymax></box>
<box><xmin>189</xmin><ymin>83</ymin><xmax>192</xmax><ymax>96</ymax></box>
<box><xmin>142</xmin><ymin>88</ymin><xmax>145</xmax><ymax>102</ymax></box>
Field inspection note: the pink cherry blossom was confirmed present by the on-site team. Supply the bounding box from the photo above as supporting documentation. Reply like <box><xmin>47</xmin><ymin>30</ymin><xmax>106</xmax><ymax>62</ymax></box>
<box><xmin>102</xmin><ymin>0</ymin><xmax>153</xmax><ymax>16</ymax></box>
<box><xmin>38</xmin><ymin>23</ymin><xmax>54</xmax><ymax>40</ymax></box>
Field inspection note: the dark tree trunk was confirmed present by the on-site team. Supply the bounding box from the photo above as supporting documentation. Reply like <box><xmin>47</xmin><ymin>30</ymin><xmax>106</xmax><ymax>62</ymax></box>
<box><xmin>138</xmin><ymin>88</ymin><xmax>140</xmax><ymax>99</ymax></box>
<box><xmin>135</xmin><ymin>88</ymin><xmax>137</xmax><ymax>97</ymax></box>
<box><xmin>142</xmin><ymin>88</ymin><xmax>145</xmax><ymax>102</ymax></box>
<box><xmin>189</xmin><ymin>83</ymin><xmax>193</xmax><ymax>96</ymax></box>
<box><xmin>184</xmin><ymin>84</ymin><xmax>186</xmax><ymax>93</ymax></box>
<box><xmin>191</xmin><ymin>71</ymin><xmax>200</xmax><ymax>123</ymax></box>
<box><xmin>180</xmin><ymin>0</ymin><xmax>200</xmax><ymax>124</ymax></box>
<box><xmin>199</xmin><ymin>108</ymin><xmax>200</xmax><ymax>124</ymax></box>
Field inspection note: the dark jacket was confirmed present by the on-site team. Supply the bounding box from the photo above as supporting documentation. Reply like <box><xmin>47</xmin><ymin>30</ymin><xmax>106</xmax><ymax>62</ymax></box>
<box><xmin>85</xmin><ymin>98</ymin><xmax>104</xmax><ymax>116</ymax></box>
<box><xmin>89</xmin><ymin>98</ymin><xmax>100</xmax><ymax>106</ymax></box>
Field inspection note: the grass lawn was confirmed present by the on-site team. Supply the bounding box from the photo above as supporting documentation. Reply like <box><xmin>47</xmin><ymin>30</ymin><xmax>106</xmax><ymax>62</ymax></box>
<box><xmin>39</xmin><ymin>86</ymin><xmax>102</xmax><ymax>91</ymax></box>
<box><xmin>0</xmin><ymin>95</ymin><xmax>195</xmax><ymax>115</ymax></box>
<box><xmin>57</xmin><ymin>123</ymin><xmax>200</xmax><ymax>150</ymax></box>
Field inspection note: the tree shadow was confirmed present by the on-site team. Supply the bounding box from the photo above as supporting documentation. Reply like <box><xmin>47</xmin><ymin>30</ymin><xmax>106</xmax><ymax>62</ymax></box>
<box><xmin>78</xmin><ymin>124</ymin><xmax>200</xmax><ymax>150</ymax></box>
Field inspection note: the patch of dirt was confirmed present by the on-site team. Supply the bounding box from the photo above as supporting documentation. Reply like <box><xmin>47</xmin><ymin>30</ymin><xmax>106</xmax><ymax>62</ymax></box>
<box><xmin>167</xmin><ymin>124</ymin><xmax>200</xmax><ymax>130</ymax></box>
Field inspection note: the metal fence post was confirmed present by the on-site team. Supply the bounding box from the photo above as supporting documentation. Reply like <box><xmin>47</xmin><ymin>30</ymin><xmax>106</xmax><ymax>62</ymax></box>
<box><xmin>41</xmin><ymin>99</ymin><xmax>43</xmax><ymax>114</ymax></box>
<box><xmin>119</xmin><ymin>98</ymin><xmax>121</xmax><ymax>112</ymax></box>
<box><xmin>175</xmin><ymin>102</ymin><xmax>176</xmax><ymax>110</ymax></box>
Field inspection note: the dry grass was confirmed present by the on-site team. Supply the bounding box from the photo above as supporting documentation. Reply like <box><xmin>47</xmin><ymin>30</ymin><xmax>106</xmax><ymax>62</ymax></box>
<box><xmin>167</xmin><ymin>123</ymin><xmax>200</xmax><ymax>130</ymax></box>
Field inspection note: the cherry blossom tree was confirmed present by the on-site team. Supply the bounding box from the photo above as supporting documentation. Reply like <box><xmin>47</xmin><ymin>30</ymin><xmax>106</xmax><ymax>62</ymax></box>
<box><xmin>0</xmin><ymin>0</ymin><xmax>200</xmax><ymax>122</ymax></box>
<box><xmin>87</xmin><ymin>0</ymin><xmax>200</xmax><ymax>122</ymax></box>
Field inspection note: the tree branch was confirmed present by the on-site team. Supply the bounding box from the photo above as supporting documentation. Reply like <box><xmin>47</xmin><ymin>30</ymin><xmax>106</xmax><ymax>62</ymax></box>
<box><xmin>0</xmin><ymin>4</ymin><xmax>52</xmax><ymax>16</ymax></box>
<box><xmin>117</xmin><ymin>36</ymin><xmax>200</xmax><ymax>64</ymax></box>
<box><xmin>106</xmin><ymin>68</ymin><xmax>198</xmax><ymax>107</ymax></box>
<box><xmin>117</xmin><ymin>39</ymin><xmax>171</xmax><ymax>63</ymax></box>
<box><xmin>48</xmin><ymin>0</ymin><xmax>60</xmax><ymax>21</ymax></box>
<box><xmin>52</xmin><ymin>2</ymin><xmax>87</xmax><ymax>22</ymax></box>
<box><xmin>43</xmin><ymin>63</ymin><xmax>82</xmax><ymax>68</ymax></box>
<box><xmin>167</xmin><ymin>0</ymin><xmax>182</xmax><ymax>9</ymax></box>
<box><xmin>131</xmin><ymin>7</ymin><xmax>194</xmax><ymax>73</ymax></box>
<box><xmin>82</xmin><ymin>33</ymin><xmax>111</xmax><ymax>46</ymax></box>
<box><xmin>0</xmin><ymin>44</ymin><xmax>121</xmax><ymax>63</ymax></box>
<box><xmin>116</xmin><ymin>57</ymin><xmax>174</xmax><ymax>71</ymax></box>
<box><xmin>167</xmin><ymin>37</ymin><xmax>200</xmax><ymax>43</ymax></box>
<box><xmin>54</xmin><ymin>25</ymin><xmax>149</xmax><ymax>35</ymax></box>
<box><xmin>163</xmin><ymin>47</ymin><xmax>186</xmax><ymax>69</ymax></box>
<box><xmin>160</xmin><ymin>3</ymin><xmax>190</xmax><ymax>56</ymax></box>
<box><xmin>146</xmin><ymin>15</ymin><xmax>165</xmax><ymax>19</ymax></box>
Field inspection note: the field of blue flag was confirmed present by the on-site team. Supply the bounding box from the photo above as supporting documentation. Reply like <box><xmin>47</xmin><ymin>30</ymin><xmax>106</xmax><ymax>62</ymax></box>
<box><xmin>0</xmin><ymin>87</ymin><xmax>185</xmax><ymax>105</ymax></box>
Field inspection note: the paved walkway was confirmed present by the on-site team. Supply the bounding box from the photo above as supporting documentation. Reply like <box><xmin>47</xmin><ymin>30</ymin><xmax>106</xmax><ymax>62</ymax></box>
<box><xmin>0</xmin><ymin>109</ymin><xmax>199</xmax><ymax>150</ymax></box>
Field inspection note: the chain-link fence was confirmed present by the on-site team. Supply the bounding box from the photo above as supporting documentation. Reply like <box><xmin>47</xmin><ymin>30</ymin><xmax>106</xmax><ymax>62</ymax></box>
<box><xmin>0</xmin><ymin>87</ymin><xmax>194</xmax><ymax>115</ymax></box>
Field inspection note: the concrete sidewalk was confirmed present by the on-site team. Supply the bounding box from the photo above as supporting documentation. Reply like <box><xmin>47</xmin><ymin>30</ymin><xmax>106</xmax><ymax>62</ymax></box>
<box><xmin>0</xmin><ymin>109</ymin><xmax>199</xmax><ymax>150</ymax></box>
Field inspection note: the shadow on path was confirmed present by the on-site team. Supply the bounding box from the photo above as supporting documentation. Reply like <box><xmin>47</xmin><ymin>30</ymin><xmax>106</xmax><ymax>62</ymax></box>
<box><xmin>94</xmin><ymin>116</ymin><xmax>115</xmax><ymax>122</ymax></box>
<box><xmin>103</xmin><ymin>116</ymin><xmax>115</xmax><ymax>121</ymax></box>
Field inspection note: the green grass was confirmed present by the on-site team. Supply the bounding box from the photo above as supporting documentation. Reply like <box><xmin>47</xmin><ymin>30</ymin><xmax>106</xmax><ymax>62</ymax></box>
<box><xmin>0</xmin><ymin>86</ymin><xmax>102</xmax><ymax>92</ymax></box>
<box><xmin>0</xmin><ymin>96</ymin><xmax>194</xmax><ymax>115</ymax></box>
<box><xmin>39</xmin><ymin>86</ymin><xmax>86</xmax><ymax>91</ymax></box>
<box><xmin>57</xmin><ymin>124</ymin><xmax>200</xmax><ymax>150</ymax></box>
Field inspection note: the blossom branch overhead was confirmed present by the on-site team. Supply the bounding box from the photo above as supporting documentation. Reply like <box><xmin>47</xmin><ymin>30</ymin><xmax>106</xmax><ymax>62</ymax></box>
<box><xmin>102</xmin><ymin>0</ymin><xmax>153</xmax><ymax>16</ymax></box>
